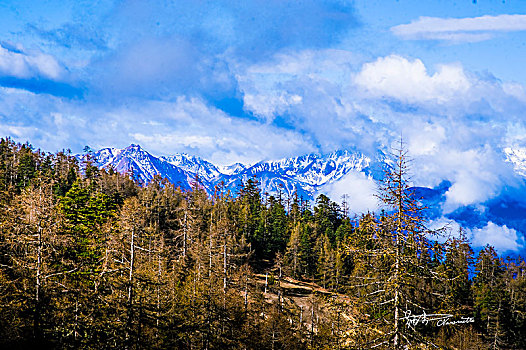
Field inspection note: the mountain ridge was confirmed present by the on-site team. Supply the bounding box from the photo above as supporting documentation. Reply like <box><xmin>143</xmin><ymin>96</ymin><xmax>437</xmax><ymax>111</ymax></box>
<box><xmin>83</xmin><ymin>144</ymin><xmax>379</xmax><ymax>200</ymax></box>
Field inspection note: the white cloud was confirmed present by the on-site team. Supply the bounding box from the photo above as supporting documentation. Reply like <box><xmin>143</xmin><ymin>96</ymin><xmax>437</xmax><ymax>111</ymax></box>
<box><xmin>471</xmin><ymin>221</ymin><xmax>523</xmax><ymax>252</ymax></box>
<box><xmin>405</xmin><ymin>122</ymin><xmax>446</xmax><ymax>156</ymax></box>
<box><xmin>243</xmin><ymin>92</ymin><xmax>302</xmax><ymax>119</ymax></box>
<box><xmin>238</xmin><ymin>49</ymin><xmax>359</xmax><ymax>121</ymax></box>
<box><xmin>502</xmin><ymin>82</ymin><xmax>526</xmax><ymax>102</ymax></box>
<box><xmin>0</xmin><ymin>45</ymin><xmax>63</xmax><ymax>80</ymax></box>
<box><xmin>237</xmin><ymin>49</ymin><xmax>387</xmax><ymax>155</ymax></box>
<box><xmin>127</xmin><ymin>97</ymin><xmax>314</xmax><ymax>165</ymax></box>
<box><xmin>322</xmin><ymin>171</ymin><xmax>379</xmax><ymax>214</ymax></box>
<box><xmin>410</xmin><ymin>144</ymin><xmax>518</xmax><ymax>213</ymax></box>
<box><xmin>391</xmin><ymin>14</ymin><xmax>526</xmax><ymax>42</ymax></box>
<box><xmin>354</xmin><ymin>55</ymin><xmax>470</xmax><ymax>103</ymax></box>
<box><xmin>445</xmin><ymin>172</ymin><xmax>490</xmax><ymax>209</ymax></box>
<box><xmin>427</xmin><ymin>217</ymin><xmax>463</xmax><ymax>243</ymax></box>
<box><xmin>427</xmin><ymin>218</ymin><xmax>524</xmax><ymax>252</ymax></box>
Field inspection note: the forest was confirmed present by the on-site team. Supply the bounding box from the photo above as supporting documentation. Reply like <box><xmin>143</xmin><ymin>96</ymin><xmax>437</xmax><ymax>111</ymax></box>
<box><xmin>0</xmin><ymin>137</ymin><xmax>525</xmax><ymax>349</ymax></box>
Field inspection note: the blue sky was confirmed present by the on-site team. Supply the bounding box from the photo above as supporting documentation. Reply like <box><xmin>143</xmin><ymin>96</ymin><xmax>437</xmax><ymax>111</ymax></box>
<box><xmin>2</xmin><ymin>0</ymin><xmax>526</xmax><ymax>251</ymax></box>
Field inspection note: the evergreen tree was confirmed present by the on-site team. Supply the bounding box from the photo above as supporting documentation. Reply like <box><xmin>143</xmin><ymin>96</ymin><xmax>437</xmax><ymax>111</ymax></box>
<box><xmin>473</xmin><ymin>246</ymin><xmax>511</xmax><ymax>349</ymax></box>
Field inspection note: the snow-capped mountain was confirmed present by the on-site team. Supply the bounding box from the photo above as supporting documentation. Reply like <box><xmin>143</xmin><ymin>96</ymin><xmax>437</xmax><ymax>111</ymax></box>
<box><xmin>87</xmin><ymin>144</ymin><xmax>194</xmax><ymax>190</ymax></box>
<box><xmin>217</xmin><ymin>163</ymin><xmax>246</xmax><ymax>176</ymax></box>
<box><xmin>160</xmin><ymin>153</ymin><xmax>221</xmax><ymax>182</ymax></box>
<box><xmin>84</xmin><ymin>144</ymin><xmax>378</xmax><ymax>200</ymax></box>
<box><xmin>218</xmin><ymin>150</ymin><xmax>377</xmax><ymax>199</ymax></box>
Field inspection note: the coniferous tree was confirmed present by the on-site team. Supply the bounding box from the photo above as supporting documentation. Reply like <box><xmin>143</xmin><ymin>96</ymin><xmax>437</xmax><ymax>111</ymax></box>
<box><xmin>473</xmin><ymin>245</ymin><xmax>511</xmax><ymax>349</ymax></box>
<box><xmin>347</xmin><ymin>143</ymin><xmax>446</xmax><ymax>349</ymax></box>
<box><xmin>505</xmin><ymin>256</ymin><xmax>526</xmax><ymax>349</ymax></box>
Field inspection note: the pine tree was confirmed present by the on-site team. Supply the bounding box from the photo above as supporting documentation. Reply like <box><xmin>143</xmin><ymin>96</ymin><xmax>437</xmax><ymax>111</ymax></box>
<box><xmin>473</xmin><ymin>245</ymin><xmax>511</xmax><ymax>349</ymax></box>
<box><xmin>505</xmin><ymin>256</ymin><xmax>526</xmax><ymax>349</ymax></box>
<box><xmin>236</xmin><ymin>177</ymin><xmax>263</xmax><ymax>261</ymax></box>
<box><xmin>442</xmin><ymin>230</ymin><xmax>474</xmax><ymax>316</ymax></box>
<box><xmin>347</xmin><ymin>143</ymin><xmax>444</xmax><ymax>349</ymax></box>
<box><xmin>285</xmin><ymin>223</ymin><xmax>302</xmax><ymax>278</ymax></box>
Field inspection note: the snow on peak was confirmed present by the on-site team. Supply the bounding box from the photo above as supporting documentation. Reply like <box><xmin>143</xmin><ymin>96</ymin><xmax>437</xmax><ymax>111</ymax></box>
<box><xmin>218</xmin><ymin>163</ymin><xmax>247</xmax><ymax>176</ymax></box>
<box><xmin>161</xmin><ymin>153</ymin><xmax>220</xmax><ymax>181</ymax></box>
<box><xmin>86</xmin><ymin>145</ymin><xmax>376</xmax><ymax>200</ymax></box>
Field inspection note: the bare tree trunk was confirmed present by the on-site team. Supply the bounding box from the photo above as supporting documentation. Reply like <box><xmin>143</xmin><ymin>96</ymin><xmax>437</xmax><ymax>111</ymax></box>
<box><xmin>35</xmin><ymin>224</ymin><xmax>42</xmax><ymax>339</ymax></box>
<box><xmin>394</xmin><ymin>230</ymin><xmax>401</xmax><ymax>350</ymax></box>
<box><xmin>223</xmin><ymin>234</ymin><xmax>227</xmax><ymax>294</ymax></box>
<box><xmin>34</xmin><ymin>185</ymin><xmax>43</xmax><ymax>339</ymax></box>
<box><xmin>156</xmin><ymin>246</ymin><xmax>162</xmax><ymax>339</ymax></box>
<box><xmin>209</xmin><ymin>212</ymin><xmax>213</xmax><ymax>279</ymax></box>
<box><xmin>126</xmin><ymin>227</ymin><xmax>136</xmax><ymax>348</ymax></box>
<box><xmin>493</xmin><ymin>299</ymin><xmax>502</xmax><ymax>350</ymax></box>
<box><xmin>393</xmin><ymin>157</ymin><xmax>403</xmax><ymax>350</ymax></box>
<box><xmin>183</xmin><ymin>209</ymin><xmax>188</xmax><ymax>258</ymax></box>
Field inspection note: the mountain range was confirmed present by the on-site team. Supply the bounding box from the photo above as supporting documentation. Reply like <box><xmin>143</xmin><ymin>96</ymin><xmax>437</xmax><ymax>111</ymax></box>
<box><xmin>82</xmin><ymin>144</ymin><xmax>383</xmax><ymax>201</ymax></box>
<box><xmin>81</xmin><ymin>144</ymin><xmax>526</xmax><ymax>254</ymax></box>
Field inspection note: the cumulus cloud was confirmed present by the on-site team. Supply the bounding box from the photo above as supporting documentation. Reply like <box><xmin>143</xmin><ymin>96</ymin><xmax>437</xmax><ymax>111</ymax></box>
<box><xmin>354</xmin><ymin>55</ymin><xmax>470</xmax><ymax>104</ymax></box>
<box><xmin>427</xmin><ymin>217</ymin><xmax>464</xmax><ymax>243</ymax></box>
<box><xmin>401</xmin><ymin>132</ymin><xmax>520</xmax><ymax>213</ymax></box>
<box><xmin>391</xmin><ymin>14</ymin><xmax>526</xmax><ymax>42</ymax></box>
<box><xmin>404</xmin><ymin>122</ymin><xmax>446</xmax><ymax>156</ymax></box>
<box><xmin>426</xmin><ymin>218</ymin><xmax>524</xmax><ymax>253</ymax></box>
<box><xmin>237</xmin><ymin>51</ymin><xmax>526</xmax><ymax>220</ymax></box>
<box><xmin>322</xmin><ymin>171</ymin><xmax>379</xmax><ymax>214</ymax></box>
<box><xmin>471</xmin><ymin>221</ymin><xmax>523</xmax><ymax>252</ymax></box>
<box><xmin>426</xmin><ymin>146</ymin><xmax>518</xmax><ymax>213</ymax></box>
<box><xmin>237</xmin><ymin>49</ymin><xmax>384</xmax><ymax>153</ymax></box>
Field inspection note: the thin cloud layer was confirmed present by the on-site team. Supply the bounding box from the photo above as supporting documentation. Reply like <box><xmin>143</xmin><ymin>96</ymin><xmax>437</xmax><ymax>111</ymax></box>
<box><xmin>82</xmin><ymin>0</ymin><xmax>358</xmax><ymax>107</ymax></box>
<box><xmin>0</xmin><ymin>88</ymin><xmax>312</xmax><ymax>166</ymax></box>
<box><xmin>391</xmin><ymin>14</ymin><xmax>526</xmax><ymax>42</ymax></box>
<box><xmin>0</xmin><ymin>43</ymin><xmax>62</xmax><ymax>80</ymax></box>
<box><xmin>0</xmin><ymin>43</ymin><xmax>82</xmax><ymax>97</ymax></box>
